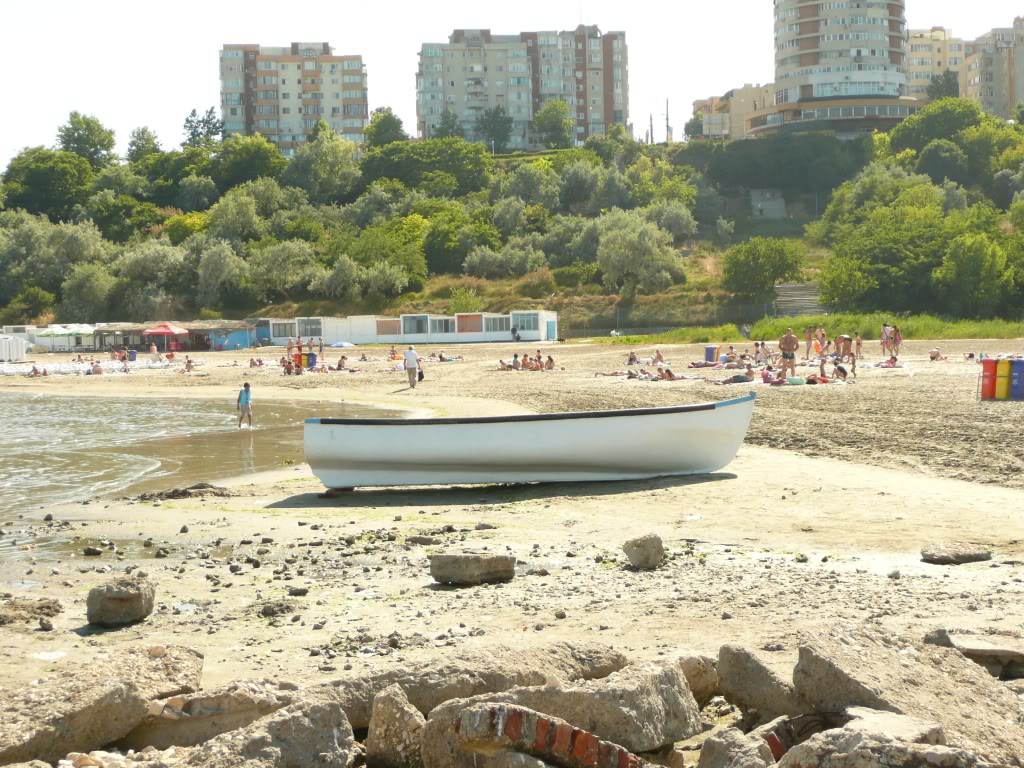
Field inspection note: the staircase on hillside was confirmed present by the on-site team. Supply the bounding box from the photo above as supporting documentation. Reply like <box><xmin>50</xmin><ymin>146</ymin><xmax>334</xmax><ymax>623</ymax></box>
<box><xmin>774</xmin><ymin>283</ymin><xmax>827</xmax><ymax>317</ymax></box>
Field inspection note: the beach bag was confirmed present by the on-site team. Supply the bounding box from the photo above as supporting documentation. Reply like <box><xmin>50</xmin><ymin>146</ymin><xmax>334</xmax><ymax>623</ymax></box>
<box><xmin>417</xmin><ymin>369</ymin><xmax>424</xmax><ymax>382</ymax></box>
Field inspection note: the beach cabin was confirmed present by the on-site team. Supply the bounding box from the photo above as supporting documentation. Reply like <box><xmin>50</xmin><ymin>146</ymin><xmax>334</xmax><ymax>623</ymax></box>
<box><xmin>293</xmin><ymin>317</ymin><xmax>353</xmax><ymax>346</ymax></box>
<box><xmin>0</xmin><ymin>335</ymin><xmax>30</xmax><ymax>362</ymax></box>
<box><xmin>185</xmin><ymin>320</ymin><xmax>256</xmax><ymax>351</ymax></box>
<box><xmin>262</xmin><ymin>319</ymin><xmax>297</xmax><ymax>347</ymax></box>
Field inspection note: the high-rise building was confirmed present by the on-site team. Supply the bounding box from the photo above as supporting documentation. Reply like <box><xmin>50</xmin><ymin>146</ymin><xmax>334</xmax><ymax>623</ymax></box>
<box><xmin>220</xmin><ymin>42</ymin><xmax>369</xmax><ymax>156</ymax></box>
<box><xmin>962</xmin><ymin>18</ymin><xmax>1024</xmax><ymax>120</ymax></box>
<box><xmin>695</xmin><ymin>84</ymin><xmax>775</xmax><ymax>140</ymax></box>
<box><xmin>416</xmin><ymin>26</ymin><xmax>628</xmax><ymax>149</ymax></box>
<box><xmin>749</xmin><ymin>1</ymin><xmax>919</xmax><ymax>137</ymax></box>
<box><xmin>907</xmin><ymin>27</ymin><xmax>965</xmax><ymax>100</ymax></box>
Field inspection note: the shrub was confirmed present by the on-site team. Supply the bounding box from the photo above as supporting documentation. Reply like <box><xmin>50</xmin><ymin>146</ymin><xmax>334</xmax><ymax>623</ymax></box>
<box><xmin>516</xmin><ymin>267</ymin><xmax>557</xmax><ymax>299</ymax></box>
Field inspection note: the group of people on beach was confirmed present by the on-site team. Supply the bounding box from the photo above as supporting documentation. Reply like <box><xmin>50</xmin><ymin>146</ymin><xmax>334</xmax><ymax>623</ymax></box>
<box><xmin>499</xmin><ymin>351</ymin><xmax>557</xmax><ymax>371</ymax></box>
<box><xmin>285</xmin><ymin>337</ymin><xmax>325</xmax><ymax>357</ymax></box>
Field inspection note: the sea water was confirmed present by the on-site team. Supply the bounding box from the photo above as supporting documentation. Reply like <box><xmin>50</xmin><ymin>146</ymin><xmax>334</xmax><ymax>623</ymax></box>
<box><xmin>0</xmin><ymin>392</ymin><xmax>398</xmax><ymax>517</ymax></box>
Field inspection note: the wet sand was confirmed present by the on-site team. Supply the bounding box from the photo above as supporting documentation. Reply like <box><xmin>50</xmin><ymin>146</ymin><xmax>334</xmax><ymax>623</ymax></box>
<box><xmin>1</xmin><ymin>339</ymin><xmax>1023</xmax><ymax>691</ymax></box>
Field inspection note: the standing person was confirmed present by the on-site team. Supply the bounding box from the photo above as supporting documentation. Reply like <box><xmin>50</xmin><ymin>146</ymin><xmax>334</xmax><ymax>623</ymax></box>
<box><xmin>855</xmin><ymin>334</ymin><xmax>863</xmax><ymax>359</ymax></box>
<box><xmin>286</xmin><ymin>337</ymin><xmax>294</xmax><ymax>355</ymax></box>
<box><xmin>804</xmin><ymin>327</ymin><xmax>813</xmax><ymax>360</ymax></box>
<box><xmin>403</xmin><ymin>345</ymin><xmax>420</xmax><ymax>389</ymax></box>
<box><xmin>779</xmin><ymin>328</ymin><xmax>800</xmax><ymax>378</ymax></box>
<box><xmin>880</xmin><ymin>323</ymin><xmax>891</xmax><ymax>356</ymax></box>
<box><xmin>297</xmin><ymin>337</ymin><xmax>304</xmax><ymax>355</ymax></box>
<box><xmin>237</xmin><ymin>382</ymin><xmax>253</xmax><ymax>429</ymax></box>
<box><xmin>893</xmin><ymin>326</ymin><xmax>903</xmax><ymax>357</ymax></box>
<box><xmin>318</xmin><ymin>337</ymin><xmax>324</xmax><ymax>356</ymax></box>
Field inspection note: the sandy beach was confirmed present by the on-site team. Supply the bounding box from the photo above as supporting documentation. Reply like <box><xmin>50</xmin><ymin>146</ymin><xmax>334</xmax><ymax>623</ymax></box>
<box><xmin>1</xmin><ymin>338</ymin><xmax>1023</xmax><ymax>702</ymax></box>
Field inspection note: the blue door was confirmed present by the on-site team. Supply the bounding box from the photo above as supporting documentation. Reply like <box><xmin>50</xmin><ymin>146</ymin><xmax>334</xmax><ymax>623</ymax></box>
<box><xmin>546</xmin><ymin>320</ymin><xmax>557</xmax><ymax>340</ymax></box>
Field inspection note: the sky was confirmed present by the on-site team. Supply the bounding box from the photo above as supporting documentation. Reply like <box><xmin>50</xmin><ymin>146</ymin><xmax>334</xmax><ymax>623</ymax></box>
<box><xmin>0</xmin><ymin>0</ymin><xmax>1014</xmax><ymax>167</ymax></box>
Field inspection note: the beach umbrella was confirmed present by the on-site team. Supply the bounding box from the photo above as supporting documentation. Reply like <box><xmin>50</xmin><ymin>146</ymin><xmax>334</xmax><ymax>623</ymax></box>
<box><xmin>34</xmin><ymin>326</ymin><xmax>70</xmax><ymax>337</ymax></box>
<box><xmin>143</xmin><ymin>322</ymin><xmax>188</xmax><ymax>336</ymax></box>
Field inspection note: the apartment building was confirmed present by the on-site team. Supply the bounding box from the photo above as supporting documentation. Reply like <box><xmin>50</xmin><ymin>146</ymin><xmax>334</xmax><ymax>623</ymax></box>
<box><xmin>907</xmin><ymin>27</ymin><xmax>965</xmax><ymax>100</ymax></box>
<box><xmin>220</xmin><ymin>43</ymin><xmax>369</xmax><ymax>156</ymax></box>
<box><xmin>962</xmin><ymin>18</ymin><xmax>1024</xmax><ymax>120</ymax></box>
<box><xmin>697</xmin><ymin>84</ymin><xmax>775</xmax><ymax>140</ymax></box>
<box><xmin>748</xmin><ymin>0</ymin><xmax>918</xmax><ymax>137</ymax></box>
<box><xmin>416</xmin><ymin>26</ymin><xmax>628</xmax><ymax>149</ymax></box>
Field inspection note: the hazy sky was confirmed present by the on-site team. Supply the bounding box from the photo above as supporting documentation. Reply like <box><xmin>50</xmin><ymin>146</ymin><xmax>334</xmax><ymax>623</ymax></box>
<box><xmin>0</xmin><ymin>1</ymin><xmax>1013</xmax><ymax>166</ymax></box>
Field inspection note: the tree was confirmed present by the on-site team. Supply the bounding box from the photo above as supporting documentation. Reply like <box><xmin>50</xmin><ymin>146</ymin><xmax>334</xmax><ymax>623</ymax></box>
<box><xmin>3</xmin><ymin>147</ymin><xmax>94</xmax><ymax>221</ymax></box>
<box><xmin>59</xmin><ymin>262</ymin><xmax>116</xmax><ymax>322</ymax></box>
<box><xmin>714</xmin><ymin>217</ymin><xmax>735</xmax><ymax>247</ymax></box>
<box><xmin>684</xmin><ymin>112</ymin><xmax>704</xmax><ymax>140</ymax></box>
<box><xmin>424</xmin><ymin>206</ymin><xmax>501</xmax><ymax>274</ymax></box>
<box><xmin>644</xmin><ymin>200</ymin><xmax>698</xmax><ymax>245</ymax></box>
<box><xmin>361</xmin><ymin>138</ymin><xmax>492</xmax><ymax>197</ymax></box>
<box><xmin>206</xmin><ymin>191</ymin><xmax>265</xmax><ymax>242</ymax></box>
<box><xmin>476</xmin><ymin>106</ymin><xmax>513</xmax><ymax>153</ymax></box>
<box><xmin>559</xmin><ymin>161</ymin><xmax>603</xmax><ymax>213</ymax></box>
<box><xmin>722</xmin><ymin>238</ymin><xmax>804</xmax><ymax>302</ymax></box>
<box><xmin>248</xmin><ymin>241</ymin><xmax>323</xmax><ymax>300</ymax></box>
<box><xmin>533</xmin><ymin>99</ymin><xmax>574</xmax><ymax>149</ymax></box>
<box><xmin>889</xmin><ymin>98</ymin><xmax>983</xmax><ymax>154</ymax></box>
<box><xmin>933</xmin><ymin>234</ymin><xmax>1011</xmax><ymax>317</ymax></box>
<box><xmin>125</xmin><ymin>127</ymin><xmax>162</xmax><ymax>164</ymax></box>
<box><xmin>176</xmin><ymin>174</ymin><xmax>220</xmax><ymax>212</ymax></box>
<box><xmin>447</xmin><ymin>286</ymin><xmax>484</xmax><ymax>314</ymax></box>
<box><xmin>596</xmin><ymin>210</ymin><xmax>681</xmax><ymax>296</ymax></box>
<box><xmin>434</xmin><ymin>109</ymin><xmax>463</xmax><ymax>139</ymax></box>
<box><xmin>92</xmin><ymin>164</ymin><xmax>150</xmax><ymax>198</ymax></box>
<box><xmin>364</xmin><ymin>107</ymin><xmax>409</xmax><ymax>148</ymax></box>
<box><xmin>464</xmin><ymin>238</ymin><xmax>546</xmax><ymax>279</ymax></box>
<box><xmin>210</xmin><ymin>134</ymin><xmax>286</xmax><ymax>192</ymax></box>
<box><xmin>196</xmin><ymin>240</ymin><xmax>248</xmax><ymax>307</ymax></box>
<box><xmin>163</xmin><ymin>212</ymin><xmax>209</xmax><ymax>245</ymax></box>
<box><xmin>313</xmin><ymin>254</ymin><xmax>362</xmax><ymax>301</ymax></box>
<box><xmin>505</xmin><ymin>161</ymin><xmax>561</xmax><ymax>209</ymax></box>
<box><xmin>361</xmin><ymin>261</ymin><xmax>409</xmax><ymax>302</ymax></box>
<box><xmin>1016</xmin><ymin>104</ymin><xmax>1024</xmax><ymax>126</ymax></box>
<box><xmin>917</xmin><ymin>139</ymin><xmax>969</xmax><ymax>185</ymax></box>
<box><xmin>927</xmin><ymin>70</ymin><xmax>960</xmax><ymax>101</ymax></box>
<box><xmin>57</xmin><ymin>112</ymin><xmax>116</xmax><ymax>170</ymax></box>
<box><xmin>0</xmin><ymin>287</ymin><xmax>56</xmax><ymax>324</ymax></box>
<box><xmin>281</xmin><ymin>131</ymin><xmax>361</xmax><ymax>204</ymax></box>
<box><xmin>184</xmin><ymin>108</ymin><xmax>224</xmax><ymax>147</ymax></box>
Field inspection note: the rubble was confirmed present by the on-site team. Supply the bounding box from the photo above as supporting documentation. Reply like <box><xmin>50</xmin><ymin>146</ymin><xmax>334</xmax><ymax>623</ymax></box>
<box><xmin>777</xmin><ymin>729</ymin><xmax>994</xmax><ymax>767</ymax></box>
<box><xmin>0</xmin><ymin>597</ymin><xmax>62</xmax><ymax>626</ymax></box>
<box><xmin>86</xmin><ymin>576</ymin><xmax>155</xmax><ymax>627</ymax></box>
<box><xmin>695</xmin><ymin>727</ymin><xmax>774</xmax><ymax>768</ymax></box>
<box><xmin>717</xmin><ymin>645</ymin><xmax>807</xmax><ymax>719</ymax></box>
<box><xmin>366</xmin><ymin>684</ymin><xmax>425</xmax><ymax>768</ymax></box>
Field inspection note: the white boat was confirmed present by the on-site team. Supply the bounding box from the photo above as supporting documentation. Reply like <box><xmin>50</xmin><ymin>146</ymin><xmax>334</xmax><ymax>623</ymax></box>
<box><xmin>304</xmin><ymin>393</ymin><xmax>755</xmax><ymax>490</ymax></box>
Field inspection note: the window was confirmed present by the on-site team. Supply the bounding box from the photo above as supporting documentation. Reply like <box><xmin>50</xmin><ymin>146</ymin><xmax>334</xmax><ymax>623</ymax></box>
<box><xmin>271</xmin><ymin>322</ymin><xmax>296</xmax><ymax>338</ymax></box>
<box><xmin>512</xmin><ymin>313</ymin><xmax>539</xmax><ymax>331</ymax></box>
<box><xmin>485</xmin><ymin>316</ymin><xmax>511</xmax><ymax>333</ymax></box>
<box><xmin>297</xmin><ymin>319</ymin><xmax>322</xmax><ymax>337</ymax></box>
<box><xmin>430</xmin><ymin>318</ymin><xmax>455</xmax><ymax>334</ymax></box>
<box><xmin>403</xmin><ymin>316</ymin><xmax>428</xmax><ymax>335</ymax></box>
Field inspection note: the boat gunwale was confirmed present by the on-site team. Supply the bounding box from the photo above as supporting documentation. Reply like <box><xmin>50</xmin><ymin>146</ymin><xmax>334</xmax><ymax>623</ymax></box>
<box><xmin>306</xmin><ymin>392</ymin><xmax>755</xmax><ymax>427</ymax></box>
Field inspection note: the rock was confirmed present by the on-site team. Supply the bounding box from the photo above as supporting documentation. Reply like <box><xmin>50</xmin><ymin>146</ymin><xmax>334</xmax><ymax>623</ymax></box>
<box><xmin>791</xmin><ymin>625</ymin><xmax>1024</xmax><ymax>766</ymax></box>
<box><xmin>454</xmin><ymin>703</ymin><xmax>648</xmax><ymax>768</ymax></box>
<box><xmin>920</xmin><ymin>543</ymin><xmax>992</xmax><ymax>566</ymax></box>
<box><xmin>717</xmin><ymin>645</ymin><xmax>806</xmax><ymax>718</ymax></box>
<box><xmin>287</xmin><ymin>587</ymin><xmax>309</xmax><ymax>597</ymax></box>
<box><xmin>843</xmin><ymin>707</ymin><xmax>945</xmax><ymax>745</ymax></box>
<box><xmin>622</xmin><ymin>534</ymin><xmax>664</xmax><ymax>570</ymax></box>
<box><xmin>38</xmin><ymin>618</ymin><xmax>53</xmax><ymax>632</ymax></box>
<box><xmin>676</xmin><ymin>653</ymin><xmax>719</xmax><ymax>708</ymax></box>
<box><xmin>946</xmin><ymin>635</ymin><xmax>1024</xmax><ymax>679</ymax></box>
<box><xmin>407</xmin><ymin>536</ymin><xmax>440</xmax><ymax>546</ymax></box>
<box><xmin>184</xmin><ymin>700</ymin><xmax>354</xmax><ymax>768</ymax></box>
<box><xmin>110</xmin><ymin>645</ymin><xmax>204</xmax><ymax>700</ymax></box>
<box><xmin>366</xmin><ymin>684</ymin><xmax>425</xmax><ymax>768</ymax></box>
<box><xmin>0</xmin><ymin>678</ymin><xmax>148</xmax><ymax>765</ymax></box>
<box><xmin>428</xmin><ymin>553</ymin><xmax>516</xmax><ymax>586</ymax></box>
<box><xmin>86</xmin><ymin>575</ymin><xmax>155</xmax><ymax>627</ymax></box>
<box><xmin>179</xmin><ymin>525</ymin><xmax>189</xmax><ymax>534</ymax></box>
<box><xmin>696</xmin><ymin>727</ymin><xmax>774</xmax><ymax>768</ymax></box>
<box><xmin>4</xmin><ymin>762</ymin><xmax>52</xmax><ymax>768</ymax></box>
<box><xmin>83</xmin><ymin>546</ymin><xmax>103</xmax><ymax>557</ymax></box>
<box><xmin>487</xmin><ymin>754</ymin><xmax>553</xmax><ymax>768</ymax></box>
<box><xmin>778</xmin><ymin>729</ymin><xmax>993</xmax><ymax>767</ymax></box>
<box><xmin>421</xmin><ymin>661</ymin><xmax>701</xmax><ymax>768</ymax></box>
<box><xmin>313</xmin><ymin>641</ymin><xmax>627</xmax><ymax>729</ymax></box>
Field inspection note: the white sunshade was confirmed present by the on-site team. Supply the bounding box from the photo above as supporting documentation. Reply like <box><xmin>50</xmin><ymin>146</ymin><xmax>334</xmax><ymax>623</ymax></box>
<box><xmin>35</xmin><ymin>324</ymin><xmax>96</xmax><ymax>337</ymax></box>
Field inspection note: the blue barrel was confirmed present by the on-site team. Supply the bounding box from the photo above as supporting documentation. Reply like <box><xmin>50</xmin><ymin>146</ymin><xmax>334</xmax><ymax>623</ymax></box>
<box><xmin>128</xmin><ymin>349</ymin><xmax>137</xmax><ymax>362</ymax></box>
<box><xmin>306</xmin><ymin>352</ymin><xmax>317</xmax><ymax>369</ymax></box>
<box><xmin>704</xmin><ymin>345</ymin><xmax>720</xmax><ymax>363</ymax></box>
<box><xmin>1012</xmin><ymin>359</ymin><xmax>1024</xmax><ymax>401</ymax></box>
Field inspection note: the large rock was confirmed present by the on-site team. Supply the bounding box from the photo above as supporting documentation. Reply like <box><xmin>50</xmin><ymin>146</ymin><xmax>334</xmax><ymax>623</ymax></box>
<box><xmin>696</xmin><ymin>728</ymin><xmax>774</xmax><ymax>768</ymax></box>
<box><xmin>313</xmin><ymin>641</ymin><xmax>627</xmax><ymax>729</ymax></box>
<box><xmin>86</xmin><ymin>575</ymin><xmax>155</xmax><ymax>627</ymax></box>
<box><xmin>0</xmin><ymin>645</ymin><xmax>202</xmax><ymax>765</ymax></box>
<box><xmin>677</xmin><ymin>653</ymin><xmax>719</xmax><ymax>708</ymax></box>
<box><xmin>778</xmin><ymin>729</ymin><xmax>993</xmax><ymax>767</ymax></box>
<box><xmin>946</xmin><ymin>635</ymin><xmax>1024</xmax><ymax>679</ymax></box>
<box><xmin>429</xmin><ymin>553</ymin><xmax>516</xmax><ymax>586</ymax></box>
<box><xmin>843</xmin><ymin>707</ymin><xmax>944</xmax><ymax>745</ymax></box>
<box><xmin>366</xmin><ymin>684</ymin><xmax>425</xmax><ymax>768</ymax></box>
<box><xmin>920</xmin><ymin>544</ymin><xmax>992</xmax><ymax>566</ymax></box>
<box><xmin>421</xmin><ymin>661</ymin><xmax>701</xmax><ymax>768</ymax></box>
<box><xmin>183</xmin><ymin>700</ymin><xmax>354</xmax><ymax>768</ymax></box>
<box><xmin>0</xmin><ymin>678</ymin><xmax>148</xmax><ymax>765</ymax></box>
<box><xmin>118</xmin><ymin>680</ymin><xmax>291</xmax><ymax>751</ymax></box>
<box><xmin>622</xmin><ymin>534</ymin><xmax>664</xmax><ymax>570</ymax></box>
<box><xmin>717</xmin><ymin>645</ymin><xmax>806</xmax><ymax>719</ymax></box>
<box><xmin>791</xmin><ymin>625</ymin><xmax>1024</xmax><ymax>766</ymax></box>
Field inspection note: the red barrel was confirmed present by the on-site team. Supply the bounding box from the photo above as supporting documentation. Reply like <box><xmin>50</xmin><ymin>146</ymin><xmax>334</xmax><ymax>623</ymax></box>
<box><xmin>293</xmin><ymin>352</ymin><xmax>302</xmax><ymax>367</ymax></box>
<box><xmin>981</xmin><ymin>358</ymin><xmax>998</xmax><ymax>401</ymax></box>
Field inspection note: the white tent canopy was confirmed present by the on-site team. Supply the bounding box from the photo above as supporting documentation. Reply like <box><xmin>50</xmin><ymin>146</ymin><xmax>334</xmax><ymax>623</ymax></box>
<box><xmin>0</xmin><ymin>336</ymin><xmax>30</xmax><ymax>362</ymax></box>
<box><xmin>35</xmin><ymin>324</ymin><xmax>96</xmax><ymax>337</ymax></box>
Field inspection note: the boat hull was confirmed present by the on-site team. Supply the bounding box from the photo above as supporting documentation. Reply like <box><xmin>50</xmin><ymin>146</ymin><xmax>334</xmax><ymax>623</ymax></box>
<box><xmin>304</xmin><ymin>393</ymin><xmax>755</xmax><ymax>488</ymax></box>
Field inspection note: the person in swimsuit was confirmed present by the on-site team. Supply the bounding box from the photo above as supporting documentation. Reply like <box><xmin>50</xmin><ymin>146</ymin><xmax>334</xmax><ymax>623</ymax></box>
<box><xmin>779</xmin><ymin>328</ymin><xmax>799</xmax><ymax>377</ymax></box>
<box><xmin>237</xmin><ymin>382</ymin><xmax>253</xmax><ymax>428</ymax></box>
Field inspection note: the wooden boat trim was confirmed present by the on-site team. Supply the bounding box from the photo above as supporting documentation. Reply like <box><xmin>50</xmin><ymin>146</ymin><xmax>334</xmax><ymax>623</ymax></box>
<box><xmin>307</xmin><ymin>392</ymin><xmax>756</xmax><ymax>427</ymax></box>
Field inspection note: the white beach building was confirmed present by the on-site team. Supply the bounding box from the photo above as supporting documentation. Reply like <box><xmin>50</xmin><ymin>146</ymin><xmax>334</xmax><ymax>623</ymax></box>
<box><xmin>292</xmin><ymin>310</ymin><xmax>559</xmax><ymax>346</ymax></box>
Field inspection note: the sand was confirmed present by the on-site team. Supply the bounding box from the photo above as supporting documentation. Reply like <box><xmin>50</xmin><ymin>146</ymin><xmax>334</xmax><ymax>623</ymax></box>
<box><xmin>1</xmin><ymin>339</ymin><xmax>1022</xmax><ymax>693</ymax></box>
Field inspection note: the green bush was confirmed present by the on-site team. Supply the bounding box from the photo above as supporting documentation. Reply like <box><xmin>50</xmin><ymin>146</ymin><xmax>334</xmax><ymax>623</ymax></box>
<box><xmin>516</xmin><ymin>267</ymin><xmax>557</xmax><ymax>299</ymax></box>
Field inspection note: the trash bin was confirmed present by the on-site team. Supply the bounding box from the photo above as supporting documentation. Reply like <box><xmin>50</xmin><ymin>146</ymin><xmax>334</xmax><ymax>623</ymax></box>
<box><xmin>306</xmin><ymin>352</ymin><xmax>317</xmax><ymax>369</ymax></box>
<box><xmin>301</xmin><ymin>353</ymin><xmax>308</xmax><ymax>368</ymax></box>
<box><xmin>1012</xmin><ymin>359</ymin><xmax>1024</xmax><ymax>401</ymax></box>
<box><xmin>704</xmin><ymin>345</ymin><xmax>720</xmax><ymax>363</ymax></box>
<box><xmin>128</xmin><ymin>349</ymin><xmax>137</xmax><ymax>362</ymax></box>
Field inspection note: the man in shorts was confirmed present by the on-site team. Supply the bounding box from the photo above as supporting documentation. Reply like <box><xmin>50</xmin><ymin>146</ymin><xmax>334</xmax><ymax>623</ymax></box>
<box><xmin>779</xmin><ymin>328</ymin><xmax>799</xmax><ymax>378</ymax></box>
<box><xmin>237</xmin><ymin>382</ymin><xmax>253</xmax><ymax>429</ymax></box>
<box><xmin>404</xmin><ymin>345</ymin><xmax>420</xmax><ymax>389</ymax></box>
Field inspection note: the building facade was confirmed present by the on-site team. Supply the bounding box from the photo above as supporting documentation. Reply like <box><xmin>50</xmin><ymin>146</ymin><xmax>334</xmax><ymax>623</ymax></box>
<box><xmin>697</xmin><ymin>84</ymin><xmax>775</xmax><ymax>140</ymax></box>
<box><xmin>749</xmin><ymin>0</ymin><xmax>917</xmax><ymax>137</ymax></box>
<box><xmin>417</xmin><ymin>26</ymin><xmax>628</xmax><ymax>149</ymax></box>
<box><xmin>962</xmin><ymin>18</ymin><xmax>1024</xmax><ymax>120</ymax></box>
<box><xmin>220</xmin><ymin>42</ymin><xmax>369</xmax><ymax>156</ymax></box>
<box><xmin>907</xmin><ymin>27</ymin><xmax>964</xmax><ymax>100</ymax></box>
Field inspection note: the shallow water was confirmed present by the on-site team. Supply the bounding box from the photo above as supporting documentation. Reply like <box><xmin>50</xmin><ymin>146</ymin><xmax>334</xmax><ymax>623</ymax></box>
<box><xmin>0</xmin><ymin>392</ymin><xmax>400</xmax><ymax>517</ymax></box>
